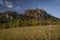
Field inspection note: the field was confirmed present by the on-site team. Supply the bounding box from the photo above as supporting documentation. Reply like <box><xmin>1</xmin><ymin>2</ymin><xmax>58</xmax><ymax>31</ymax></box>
<box><xmin>0</xmin><ymin>25</ymin><xmax>60</xmax><ymax>40</ymax></box>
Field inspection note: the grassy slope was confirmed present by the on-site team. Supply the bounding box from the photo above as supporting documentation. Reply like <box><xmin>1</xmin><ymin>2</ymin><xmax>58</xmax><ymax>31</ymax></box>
<box><xmin>0</xmin><ymin>25</ymin><xmax>60</xmax><ymax>40</ymax></box>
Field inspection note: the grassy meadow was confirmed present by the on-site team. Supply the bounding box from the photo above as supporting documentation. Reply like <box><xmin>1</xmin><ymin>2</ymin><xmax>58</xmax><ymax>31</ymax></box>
<box><xmin>0</xmin><ymin>25</ymin><xmax>60</xmax><ymax>40</ymax></box>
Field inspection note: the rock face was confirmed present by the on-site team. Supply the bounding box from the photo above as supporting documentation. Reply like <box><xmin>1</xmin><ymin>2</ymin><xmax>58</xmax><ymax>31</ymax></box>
<box><xmin>23</xmin><ymin>8</ymin><xmax>57</xmax><ymax>20</ymax></box>
<box><xmin>0</xmin><ymin>8</ymin><xmax>60</xmax><ymax>23</ymax></box>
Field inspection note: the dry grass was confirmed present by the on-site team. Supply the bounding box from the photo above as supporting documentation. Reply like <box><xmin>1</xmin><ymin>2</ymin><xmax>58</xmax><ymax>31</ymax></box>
<box><xmin>0</xmin><ymin>25</ymin><xmax>60</xmax><ymax>40</ymax></box>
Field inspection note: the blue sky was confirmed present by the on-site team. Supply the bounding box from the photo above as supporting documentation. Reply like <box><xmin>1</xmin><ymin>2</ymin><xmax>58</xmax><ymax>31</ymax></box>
<box><xmin>0</xmin><ymin>0</ymin><xmax>60</xmax><ymax>18</ymax></box>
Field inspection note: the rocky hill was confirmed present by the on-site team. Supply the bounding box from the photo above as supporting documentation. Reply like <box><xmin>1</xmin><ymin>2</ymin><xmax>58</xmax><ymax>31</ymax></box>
<box><xmin>0</xmin><ymin>8</ymin><xmax>60</xmax><ymax>28</ymax></box>
<box><xmin>0</xmin><ymin>8</ymin><xmax>60</xmax><ymax>21</ymax></box>
<box><xmin>24</xmin><ymin>8</ymin><xmax>57</xmax><ymax>20</ymax></box>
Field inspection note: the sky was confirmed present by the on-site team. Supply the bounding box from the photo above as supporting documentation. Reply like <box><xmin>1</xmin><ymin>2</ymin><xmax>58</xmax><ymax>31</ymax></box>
<box><xmin>0</xmin><ymin>0</ymin><xmax>60</xmax><ymax>18</ymax></box>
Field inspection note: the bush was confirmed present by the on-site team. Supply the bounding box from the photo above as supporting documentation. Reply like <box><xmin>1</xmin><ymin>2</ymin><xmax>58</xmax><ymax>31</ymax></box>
<box><xmin>0</xmin><ymin>19</ymin><xmax>60</xmax><ymax>29</ymax></box>
<box><xmin>29</xmin><ymin>19</ymin><xmax>39</xmax><ymax>26</ymax></box>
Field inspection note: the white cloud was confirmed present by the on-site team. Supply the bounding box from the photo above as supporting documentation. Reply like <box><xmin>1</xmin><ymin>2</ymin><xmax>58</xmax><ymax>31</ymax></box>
<box><xmin>0</xmin><ymin>0</ymin><xmax>14</xmax><ymax>8</ymax></box>
<box><xmin>6</xmin><ymin>4</ymin><xmax>14</xmax><ymax>8</ymax></box>
<box><xmin>4</xmin><ymin>1</ymin><xmax>14</xmax><ymax>8</ymax></box>
<box><xmin>14</xmin><ymin>6</ymin><xmax>21</xmax><ymax>10</ymax></box>
<box><xmin>0</xmin><ymin>0</ymin><xmax>4</xmax><ymax>5</ymax></box>
<box><xmin>16</xmin><ymin>6</ymin><xmax>20</xmax><ymax>9</ymax></box>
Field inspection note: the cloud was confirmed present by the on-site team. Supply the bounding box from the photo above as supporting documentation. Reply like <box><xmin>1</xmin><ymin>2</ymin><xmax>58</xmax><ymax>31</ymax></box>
<box><xmin>6</xmin><ymin>4</ymin><xmax>14</xmax><ymax>8</ymax></box>
<box><xmin>4</xmin><ymin>1</ymin><xmax>14</xmax><ymax>8</ymax></box>
<box><xmin>0</xmin><ymin>0</ymin><xmax>4</xmax><ymax>5</ymax></box>
<box><xmin>0</xmin><ymin>0</ymin><xmax>14</xmax><ymax>8</ymax></box>
<box><xmin>14</xmin><ymin>6</ymin><xmax>21</xmax><ymax>10</ymax></box>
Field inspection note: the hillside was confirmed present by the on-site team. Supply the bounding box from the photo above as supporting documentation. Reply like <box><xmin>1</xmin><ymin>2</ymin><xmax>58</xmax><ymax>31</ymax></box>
<box><xmin>24</xmin><ymin>8</ymin><xmax>60</xmax><ymax>20</ymax></box>
<box><xmin>0</xmin><ymin>8</ymin><xmax>60</xmax><ymax>20</ymax></box>
<box><xmin>0</xmin><ymin>8</ymin><xmax>60</xmax><ymax>29</ymax></box>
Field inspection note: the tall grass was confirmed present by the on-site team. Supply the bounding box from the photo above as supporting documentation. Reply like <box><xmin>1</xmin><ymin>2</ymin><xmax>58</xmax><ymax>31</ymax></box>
<box><xmin>0</xmin><ymin>25</ymin><xmax>60</xmax><ymax>40</ymax></box>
